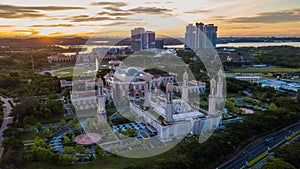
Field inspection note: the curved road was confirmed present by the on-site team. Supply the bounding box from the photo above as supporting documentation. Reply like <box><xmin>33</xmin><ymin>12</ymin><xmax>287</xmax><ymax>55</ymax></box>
<box><xmin>0</xmin><ymin>96</ymin><xmax>14</xmax><ymax>159</ymax></box>
<box><xmin>218</xmin><ymin>121</ymin><xmax>300</xmax><ymax>169</ymax></box>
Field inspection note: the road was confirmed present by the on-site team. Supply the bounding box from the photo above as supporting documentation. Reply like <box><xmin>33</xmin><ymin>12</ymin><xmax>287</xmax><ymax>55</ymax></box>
<box><xmin>218</xmin><ymin>121</ymin><xmax>300</xmax><ymax>169</ymax></box>
<box><xmin>0</xmin><ymin>96</ymin><xmax>14</xmax><ymax>159</ymax></box>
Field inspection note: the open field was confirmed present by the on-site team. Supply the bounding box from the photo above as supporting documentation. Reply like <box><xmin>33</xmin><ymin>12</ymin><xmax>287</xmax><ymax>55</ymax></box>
<box><xmin>228</xmin><ymin>67</ymin><xmax>300</xmax><ymax>73</ymax></box>
<box><xmin>49</xmin><ymin>65</ymin><xmax>97</xmax><ymax>78</ymax></box>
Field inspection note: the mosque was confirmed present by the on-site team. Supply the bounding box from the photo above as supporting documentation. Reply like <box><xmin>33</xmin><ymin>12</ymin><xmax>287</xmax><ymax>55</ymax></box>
<box><xmin>99</xmin><ymin>67</ymin><xmax>224</xmax><ymax>141</ymax></box>
<box><xmin>69</xmin><ymin>62</ymin><xmax>225</xmax><ymax>142</ymax></box>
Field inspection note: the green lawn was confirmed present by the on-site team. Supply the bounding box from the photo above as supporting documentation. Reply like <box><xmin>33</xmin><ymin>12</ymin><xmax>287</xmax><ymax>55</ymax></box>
<box><xmin>228</xmin><ymin>67</ymin><xmax>300</xmax><ymax>73</ymax></box>
<box><xmin>51</xmin><ymin>66</ymin><xmax>98</xmax><ymax>78</ymax></box>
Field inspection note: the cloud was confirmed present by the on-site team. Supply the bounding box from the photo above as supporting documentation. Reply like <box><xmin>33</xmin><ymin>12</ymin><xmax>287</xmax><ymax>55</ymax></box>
<box><xmin>145</xmin><ymin>2</ymin><xmax>160</xmax><ymax>4</ymax></box>
<box><xmin>229</xmin><ymin>8</ymin><xmax>300</xmax><ymax>23</ymax></box>
<box><xmin>0</xmin><ymin>25</ymin><xmax>15</xmax><ymax>28</ymax></box>
<box><xmin>0</xmin><ymin>4</ymin><xmax>85</xmax><ymax>19</ymax></box>
<box><xmin>68</xmin><ymin>6</ymin><xmax>173</xmax><ymax>22</ymax></box>
<box><xmin>128</xmin><ymin>7</ymin><xmax>173</xmax><ymax>14</ymax></box>
<box><xmin>0</xmin><ymin>4</ymin><xmax>86</xmax><ymax>11</ymax></box>
<box><xmin>211</xmin><ymin>16</ymin><xmax>226</xmax><ymax>20</ymax></box>
<box><xmin>98</xmin><ymin>11</ymin><xmax>132</xmax><ymax>16</ymax></box>
<box><xmin>103</xmin><ymin>6</ymin><xmax>123</xmax><ymax>11</ymax></box>
<box><xmin>221</xmin><ymin>26</ymin><xmax>260</xmax><ymax>30</ymax></box>
<box><xmin>184</xmin><ymin>9</ymin><xmax>211</xmax><ymax>14</ymax></box>
<box><xmin>12</xmin><ymin>29</ymin><xmax>39</xmax><ymax>35</ymax></box>
<box><xmin>29</xmin><ymin>24</ymin><xmax>74</xmax><ymax>28</ymax></box>
<box><xmin>79</xmin><ymin>21</ymin><xmax>147</xmax><ymax>27</ymax></box>
<box><xmin>102</xmin><ymin>6</ymin><xmax>173</xmax><ymax>16</ymax></box>
<box><xmin>0</xmin><ymin>10</ymin><xmax>48</xmax><ymax>19</ymax></box>
<box><xmin>64</xmin><ymin>14</ymin><xmax>126</xmax><ymax>22</ymax></box>
<box><xmin>90</xmin><ymin>2</ymin><xmax>128</xmax><ymax>7</ymax></box>
<box><xmin>48</xmin><ymin>31</ymin><xmax>94</xmax><ymax>37</ymax></box>
<box><xmin>101</xmin><ymin>21</ymin><xmax>148</xmax><ymax>26</ymax></box>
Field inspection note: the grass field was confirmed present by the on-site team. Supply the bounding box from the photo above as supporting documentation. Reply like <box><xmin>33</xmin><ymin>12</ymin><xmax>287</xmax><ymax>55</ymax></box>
<box><xmin>227</xmin><ymin>67</ymin><xmax>300</xmax><ymax>73</ymax></box>
<box><xmin>51</xmin><ymin>66</ymin><xmax>97</xmax><ymax>78</ymax></box>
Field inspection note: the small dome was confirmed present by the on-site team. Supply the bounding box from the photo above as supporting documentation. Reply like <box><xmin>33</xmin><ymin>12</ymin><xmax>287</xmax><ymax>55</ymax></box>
<box><xmin>126</xmin><ymin>67</ymin><xmax>139</xmax><ymax>76</ymax></box>
<box><xmin>117</xmin><ymin>69</ymin><xmax>125</xmax><ymax>74</ymax></box>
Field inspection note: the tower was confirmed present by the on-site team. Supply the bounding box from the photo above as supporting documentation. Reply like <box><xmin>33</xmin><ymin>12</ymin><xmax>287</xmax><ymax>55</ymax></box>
<box><xmin>165</xmin><ymin>83</ymin><xmax>174</xmax><ymax>124</ymax></box>
<box><xmin>144</xmin><ymin>75</ymin><xmax>151</xmax><ymax>108</ymax></box>
<box><xmin>216</xmin><ymin>68</ymin><xmax>224</xmax><ymax>105</ymax></box>
<box><xmin>97</xmin><ymin>78</ymin><xmax>106</xmax><ymax>120</ymax></box>
<box><xmin>182</xmin><ymin>71</ymin><xmax>189</xmax><ymax>102</ymax></box>
<box><xmin>208</xmin><ymin>78</ymin><xmax>216</xmax><ymax>116</ymax></box>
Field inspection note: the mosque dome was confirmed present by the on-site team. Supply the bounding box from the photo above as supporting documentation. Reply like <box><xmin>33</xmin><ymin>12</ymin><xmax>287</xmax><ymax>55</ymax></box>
<box><xmin>117</xmin><ymin>69</ymin><xmax>125</xmax><ymax>74</ymax></box>
<box><xmin>126</xmin><ymin>67</ymin><xmax>139</xmax><ymax>76</ymax></box>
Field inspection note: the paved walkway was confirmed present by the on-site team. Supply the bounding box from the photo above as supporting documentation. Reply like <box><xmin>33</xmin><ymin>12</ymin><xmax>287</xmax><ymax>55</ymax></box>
<box><xmin>0</xmin><ymin>96</ymin><xmax>14</xmax><ymax>159</ymax></box>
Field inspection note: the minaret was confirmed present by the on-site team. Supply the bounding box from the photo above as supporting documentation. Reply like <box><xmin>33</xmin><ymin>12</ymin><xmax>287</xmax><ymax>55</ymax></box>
<box><xmin>216</xmin><ymin>68</ymin><xmax>224</xmax><ymax>105</ymax></box>
<box><xmin>165</xmin><ymin>83</ymin><xmax>174</xmax><ymax>124</ymax></box>
<box><xmin>208</xmin><ymin>78</ymin><xmax>216</xmax><ymax>116</ymax></box>
<box><xmin>182</xmin><ymin>71</ymin><xmax>189</xmax><ymax>102</ymax></box>
<box><xmin>95</xmin><ymin>58</ymin><xmax>99</xmax><ymax>72</ymax></box>
<box><xmin>97</xmin><ymin>78</ymin><xmax>106</xmax><ymax>120</ymax></box>
<box><xmin>144</xmin><ymin>75</ymin><xmax>151</xmax><ymax>109</ymax></box>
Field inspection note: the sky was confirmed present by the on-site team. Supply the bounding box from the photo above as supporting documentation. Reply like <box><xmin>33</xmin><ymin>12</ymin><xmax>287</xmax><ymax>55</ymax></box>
<box><xmin>0</xmin><ymin>0</ymin><xmax>299</xmax><ymax>37</ymax></box>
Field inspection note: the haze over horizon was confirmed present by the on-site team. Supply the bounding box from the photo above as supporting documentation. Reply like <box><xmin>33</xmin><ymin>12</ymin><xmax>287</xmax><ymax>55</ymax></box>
<box><xmin>0</xmin><ymin>0</ymin><xmax>300</xmax><ymax>37</ymax></box>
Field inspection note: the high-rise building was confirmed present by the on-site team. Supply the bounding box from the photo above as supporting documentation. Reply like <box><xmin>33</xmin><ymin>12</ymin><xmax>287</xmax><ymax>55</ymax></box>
<box><xmin>184</xmin><ymin>23</ymin><xmax>218</xmax><ymax>49</ymax></box>
<box><xmin>155</xmin><ymin>39</ymin><xmax>164</xmax><ymax>49</ymax></box>
<box><xmin>144</xmin><ymin>31</ymin><xmax>156</xmax><ymax>49</ymax></box>
<box><xmin>204</xmin><ymin>24</ymin><xmax>218</xmax><ymax>48</ymax></box>
<box><xmin>195</xmin><ymin>22</ymin><xmax>204</xmax><ymax>49</ymax></box>
<box><xmin>131</xmin><ymin>28</ymin><xmax>156</xmax><ymax>51</ymax></box>
<box><xmin>131</xmin><ymin>27</ymin><xmax>145</xmax><ymax>51</ymax></box>
<box><xmin>184</xmin><ymin>24</ymin><xmax>195</xmax><ymax>49</ymax></box>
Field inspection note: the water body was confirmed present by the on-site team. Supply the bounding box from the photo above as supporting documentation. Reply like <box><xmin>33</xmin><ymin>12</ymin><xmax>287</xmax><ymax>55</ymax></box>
<box><xmin>217</xmin><ymin>42</ymin><xmax>300</xmax><ymax>48</ymax></box>
<box><xmin>57</xmin><ymin>42</ymin><xmax>300</xmax><ymax>53</ymax></box>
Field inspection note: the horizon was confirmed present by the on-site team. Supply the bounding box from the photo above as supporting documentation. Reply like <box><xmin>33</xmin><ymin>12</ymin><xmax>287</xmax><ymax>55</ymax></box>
<box><xmin>0</xmin><ymin>0</ymin><xmax>300</xmax><ymax>37</ymax></box>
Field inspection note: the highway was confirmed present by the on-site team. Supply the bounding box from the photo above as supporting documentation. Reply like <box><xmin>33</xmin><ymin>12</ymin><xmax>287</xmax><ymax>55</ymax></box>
<box><xmin>218</xmin><ymin>121</ymin><xmax>300</xmax><ymax>169</ymax></box>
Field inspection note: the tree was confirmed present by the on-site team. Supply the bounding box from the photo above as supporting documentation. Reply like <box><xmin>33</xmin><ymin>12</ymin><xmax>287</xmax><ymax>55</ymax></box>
<box><xmin>59</xmin><ymin>119</ymin><xmax>66</xmax><ymax>127</ymax></box>
<box><xmin>33</xmin><ymin>136</ymin><xmax>45</xmax><ymax>147</ymax></box>
<box><xmin>75</xmin><ymin>145</ymin><xmax>85</xmax><ymax>154</ymax></box>
<box><xmin>2</xmin><ymin>137</ymin><xmax>23</xmax><ymax>150</ymax></box>
<box><xmin>42</xmin><ymin>129</ymin><xmax>52</xmax><ymax>138</ymax></box>
<box><xmin>85</xmin><ymin>149</ymin><xmax>90</xmax><ymax>155</ymax></box>
<box><xmin>269</xmin><ymin>102</ymin><xmax>278</xmax><ymax>111</ymax></box>
<box><xmin>158</xmin><ymin>115</ymin><xmax>165</xmax><ymax>124</ymax></box>
<box><xmin>64</xmin><ymin>146</ymin><xmax>75</xmax><ymax>154</ymax></box>
<box><xmin>94</xmin><ymin>145</ymin><xmax>106</xmax><ymax>158</ymax></box>
<box><xmin>261</xmin><ymin>158</ymin><xmax>296</xmax><ymax>169</ymax></box>
<box><xmin>63</xmin><ymin>135</ymin><xmax>71</xmax><ymax>144</ymax></box>
<box><xmin>36</xmin><ymin>122</ymin><xmax>42</xmax><ymax>131</ymax></box>
<box><xmin>274</xmin><ymin>140</ymin><xmax>300</xmax><ymax>168</ymax></box>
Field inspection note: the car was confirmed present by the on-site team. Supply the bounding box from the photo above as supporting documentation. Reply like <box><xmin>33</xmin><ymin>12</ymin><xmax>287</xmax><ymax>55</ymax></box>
<box><xmin>265</xmin><ymin>136</ymin><xmax>274</xmax><ymax>145</ymax></box>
